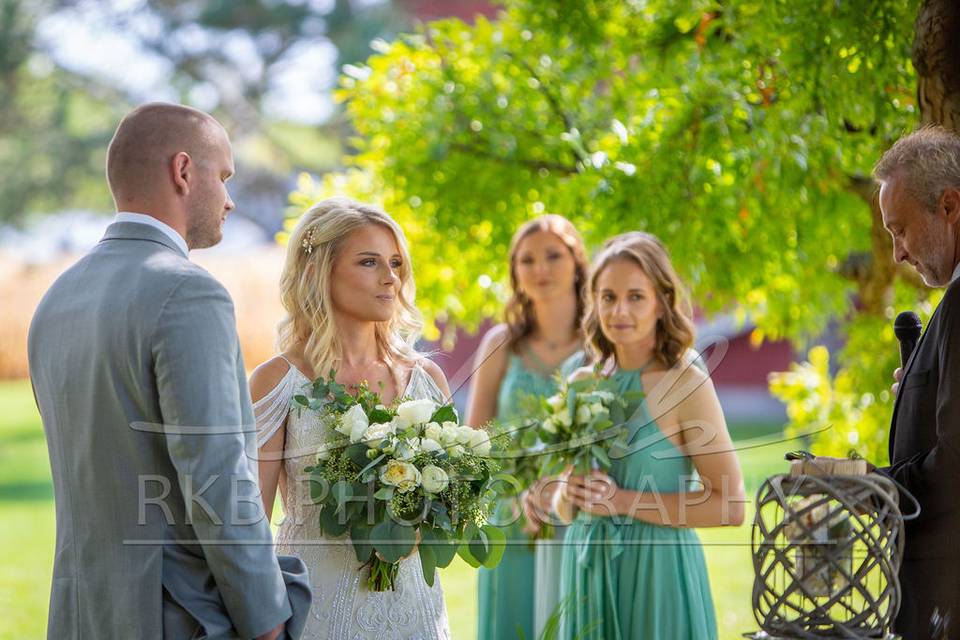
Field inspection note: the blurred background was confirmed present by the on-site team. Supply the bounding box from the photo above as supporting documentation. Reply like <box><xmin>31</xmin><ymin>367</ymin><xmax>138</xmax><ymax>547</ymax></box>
<box><xmin>2</xmin><ymin>0</ymin><xmax>948</xmax><ymax>637</ymax></box>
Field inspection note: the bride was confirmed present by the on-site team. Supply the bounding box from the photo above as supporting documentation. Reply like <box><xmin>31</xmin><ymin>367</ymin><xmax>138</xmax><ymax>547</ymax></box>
<box><xmin>250</xmin><ymin>197</ymin><xmax>452</xmax><ymax>639</ymax></box>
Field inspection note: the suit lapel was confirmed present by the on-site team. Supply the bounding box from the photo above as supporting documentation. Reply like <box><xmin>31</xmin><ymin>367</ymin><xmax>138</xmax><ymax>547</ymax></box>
<box><xmin>889</xmin><ymin>305</ymin><xmax>940</xmax><ymax>457</ymax></box>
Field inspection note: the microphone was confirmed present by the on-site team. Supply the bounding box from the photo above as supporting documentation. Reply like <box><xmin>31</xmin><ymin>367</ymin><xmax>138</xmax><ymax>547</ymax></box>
<box><xmin>894</xmin><ymin>311</ymin><xmax>922</xmax><ymax>367</ymax></box>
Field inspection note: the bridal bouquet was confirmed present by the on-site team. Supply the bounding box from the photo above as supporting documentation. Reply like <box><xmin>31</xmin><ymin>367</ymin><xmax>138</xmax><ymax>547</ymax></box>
<box><xmin>299</xmin><ymin>373</ymin><xmax>504</xmax><ymax>591</ymax></box>
<box><xmin>534</xmin><ymin>375</ymin><xmax>644</xmax><ymax>476</ymax></box>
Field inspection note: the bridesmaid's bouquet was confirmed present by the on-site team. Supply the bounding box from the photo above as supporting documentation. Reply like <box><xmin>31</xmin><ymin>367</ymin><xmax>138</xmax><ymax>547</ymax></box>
<box><xmin>299</xmin><ymin>373</ymin><xmax>504</xmax><ymax>591</ymax></box>
<box><xmin>534</xmin><ymin>375</ymin><xmax>644</xmax><ymax>476</ymax></box>
<box><xmin>531</xmin><ymin>375</ymin><xmax>643</xmax><ymax>524</ymax></box>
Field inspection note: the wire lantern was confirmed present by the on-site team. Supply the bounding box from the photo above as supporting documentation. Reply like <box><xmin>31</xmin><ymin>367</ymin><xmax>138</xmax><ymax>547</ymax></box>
<box><xmin>750</xmin><ymin>456</ymin><xmax>917</xmax><ymax>639</ymax></box>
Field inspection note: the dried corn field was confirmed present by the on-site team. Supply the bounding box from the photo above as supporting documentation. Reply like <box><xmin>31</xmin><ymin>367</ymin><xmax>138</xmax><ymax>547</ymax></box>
<box><xmin>0</xmin><ymin>248</ymin><xmax>289</xmax><ymax>380</ymax></box>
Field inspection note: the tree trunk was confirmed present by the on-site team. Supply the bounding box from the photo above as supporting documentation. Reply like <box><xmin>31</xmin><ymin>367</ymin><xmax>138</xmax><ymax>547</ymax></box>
<box><xmin>914</xmin><ymin>0</ymin><xmax>960</xmax><ymax>130</ymax></box>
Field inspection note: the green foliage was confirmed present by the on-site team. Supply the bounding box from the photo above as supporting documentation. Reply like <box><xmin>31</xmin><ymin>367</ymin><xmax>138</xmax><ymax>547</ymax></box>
<box><xmin>286</xmin><ymin>0</ymin><xmax>938</xmax><ymax>463</ymax></box>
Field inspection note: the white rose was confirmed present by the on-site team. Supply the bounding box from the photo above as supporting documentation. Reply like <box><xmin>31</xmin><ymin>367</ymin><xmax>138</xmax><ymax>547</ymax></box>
<box><xmin>362</xmin><ymin>420</ymin><xmax>396</xmax><ymax>448</ymax></box>
<box><xmin>421</xmin><ymin>464</ymin><xmax>449</xmax><ymax>493</ymax></box>
<box><xmin>423</xmin><ymin>422</ymin><xmax>443</xmax><ymax>442</ymax></box>
<box><xmin>589</xmin><ymin>402</ymin><xmax>605</xmax><ymax>417</ymax></box>
<box><xmin>395</xmin><ymin>399</ymin><xmax>436</xmax><ymax>427</ymax></box>
<box><xmin>379</xmin><ymin>459</ymin><xmax>422</xmax><ymax>493</ymax></box>
<box><xmin>547</xmin><ymin>393</ymin><xmax>565</xmax><ymax>412</ymax></box>
<box><xmin>448</xmin><ymin>444</ymin><xmax>466</xmax><ymax>458</ymax></box>
<box><xmin>542</xmin><ymin>418</ymin><xmax>557</xmax><ymax>434</ymax></box>
<box><xmin>576</xmin><ymin>404</ymin><xmax>592</xmax><ymax>424</ymax></box>
<box><xmin>336</xmin><ymin>404</ymin><xmax>369</xmax><ymax>443</ymax></box>
<box><xmin>395</xmin><ymin>441</ymin><xmax>416</xmax><ymax>461</ymax></box>
<box><xmin>556</xmin><ymin>409</ymin><xmax>573</xmax><ymax>428</ymax></box>
<box><xmin>455</xmin><ymin>425</ymin><xmax>475</xmax><ymax>445</ymax></box>
<box><xmin>440</xmin><ymin>423</ymin><xmax>460</xmax><ymax>446</ymax></box>
<box><xmin>467</xmin><ymin>429</ymin><xmax>491</xmax><ymax>457</ymax></box>
<box><xmin>594</xmin><ymin>391</ymin><xmax>615</xmax><ymax>403</ymax></box>
<box><xmin>420</xmin><ymin>437</ymin><xmax>443</xmax><ymax>453</ymax></box>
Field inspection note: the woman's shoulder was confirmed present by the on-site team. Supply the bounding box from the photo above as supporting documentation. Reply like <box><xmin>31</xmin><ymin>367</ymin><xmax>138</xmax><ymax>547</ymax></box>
<box><xmin>249</xmin><ymin>355</ymin><xmax>296</xmax><ymax>402</ymax></box>
<box><xmin>412</xmin><ymin>356</ymin><xmax>452</xmax><ymax>398</ymax></box>
<box><xmin>568</xmin><ymin>365</ymin><xmax>596</xmax><ymax>383</ymax></box>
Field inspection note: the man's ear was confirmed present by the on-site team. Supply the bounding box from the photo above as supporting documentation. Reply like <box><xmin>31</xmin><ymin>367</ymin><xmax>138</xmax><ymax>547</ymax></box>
<box><xmin>171</xmin><ymin>152</ymin><xmax>192</xmax><ymax>196</ymax></box>
<box><xmin>941</xmin><ymin>186</ymin><xmax>960</xmax><ymax>225</ymax></box>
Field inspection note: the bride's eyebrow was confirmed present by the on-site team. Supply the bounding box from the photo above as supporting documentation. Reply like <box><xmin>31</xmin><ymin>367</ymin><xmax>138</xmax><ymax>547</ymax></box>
<box><xmin>357</xmin><ymin>251</ymin><xmax>402</xmax><ymax>258</ymax></box>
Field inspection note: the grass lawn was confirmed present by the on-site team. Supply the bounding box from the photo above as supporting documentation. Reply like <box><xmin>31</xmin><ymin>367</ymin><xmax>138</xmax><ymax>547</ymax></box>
<box><xmin>0</xmin><ymin>379</ymin><xmax>800</xmax><ymax>640</ymax></box>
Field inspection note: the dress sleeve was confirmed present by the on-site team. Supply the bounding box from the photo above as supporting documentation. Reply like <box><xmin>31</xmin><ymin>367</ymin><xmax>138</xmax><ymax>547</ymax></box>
<box><xmin>253</xmin><ymin>367</ymin><xmax>296</xmax><ymax>449</ymax></box>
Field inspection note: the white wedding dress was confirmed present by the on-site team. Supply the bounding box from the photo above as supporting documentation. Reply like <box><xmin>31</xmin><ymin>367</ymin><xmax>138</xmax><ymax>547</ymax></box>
<box><xmin>254</xmin><ymin>357</ymin><xmax>451</xmax><ymax>640</ymax></box>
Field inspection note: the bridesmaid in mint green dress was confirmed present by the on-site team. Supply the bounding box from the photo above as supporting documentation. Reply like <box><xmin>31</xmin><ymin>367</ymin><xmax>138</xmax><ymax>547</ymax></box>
<box><xmin>467</xmin><ymin>215</ymin><xmax>589</xmax><ymax>640</ymax></box>
<box><xmin>556</xmin><ymin>232</ymin><xmax>745</xmax><ymax>640</ymax></box>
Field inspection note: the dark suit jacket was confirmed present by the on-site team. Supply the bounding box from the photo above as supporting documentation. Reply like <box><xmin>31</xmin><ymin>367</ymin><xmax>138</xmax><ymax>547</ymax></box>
<box><xmin>884</xmin><ymin>276</ymin><xmax>960</xmax><ymax>638</ymax></box>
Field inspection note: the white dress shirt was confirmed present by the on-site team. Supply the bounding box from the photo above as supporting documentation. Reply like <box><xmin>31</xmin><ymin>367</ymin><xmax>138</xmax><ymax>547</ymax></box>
<box><xmin>114</xmin><ymin>212</ymin><xmax>189</xmax><ymax>257</ymax></box>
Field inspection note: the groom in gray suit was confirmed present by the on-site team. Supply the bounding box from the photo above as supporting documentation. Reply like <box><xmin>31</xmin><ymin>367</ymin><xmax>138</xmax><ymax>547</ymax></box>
<box><xmin>28</xmin><ymin>103</ymin><xmax>311</xmax><ymax>639</ymax></box>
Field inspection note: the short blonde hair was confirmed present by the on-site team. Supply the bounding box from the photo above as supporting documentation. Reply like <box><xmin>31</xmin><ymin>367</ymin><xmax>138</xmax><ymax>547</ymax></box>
<box><xmin>582</xmin><ymin>233</ymin><xmax>694</xmax><ymax>368</ymax></box>
<box><xmin>277</xmin><ymin>197</ymin><xmax>423</xmax><ymax>376</ymax></box>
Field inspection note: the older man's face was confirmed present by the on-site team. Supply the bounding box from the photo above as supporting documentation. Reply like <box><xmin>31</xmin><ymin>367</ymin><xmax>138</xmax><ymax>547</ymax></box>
<box><xmin>880</xmin><ymin>174</ymin><xmax>954</xmax><ymax>287</ymax></box>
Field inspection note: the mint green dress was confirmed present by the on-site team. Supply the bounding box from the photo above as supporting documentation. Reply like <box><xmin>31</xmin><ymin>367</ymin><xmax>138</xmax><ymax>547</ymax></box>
<box><xmin>478</xmin><ymin>347</ymin><xmax>583</xmax><ymax>640</ymax></box>
<box><xmin>558</xmin><ymin>367</ymin><xmax>717</xmax><ymax>640</ymax></box>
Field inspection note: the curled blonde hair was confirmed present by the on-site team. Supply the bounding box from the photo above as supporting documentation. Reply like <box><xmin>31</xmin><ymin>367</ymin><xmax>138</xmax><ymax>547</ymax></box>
<box><xmin>277</xmin><ymin>197</ymin><xmax>423</xmax><ymax>377</ymax></box>
<box><xmin>503</xmin><ymin>214</ymin><xmax>589</xmax><ymax>350</ymax></box>
<box><xmin>582</xmin><ymin>232</ymin><xmax>695</xmax><ymax>368</ymax></box>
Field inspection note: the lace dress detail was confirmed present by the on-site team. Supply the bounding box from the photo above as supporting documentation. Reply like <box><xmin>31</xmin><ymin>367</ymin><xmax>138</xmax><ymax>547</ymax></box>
<box><xmin>253</xmin><ymin>360</ymin><xmax>451</xmax><ymax>640</ymax></box>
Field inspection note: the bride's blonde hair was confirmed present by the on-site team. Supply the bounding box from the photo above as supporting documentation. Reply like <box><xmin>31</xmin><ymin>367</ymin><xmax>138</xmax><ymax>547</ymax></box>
<box><xmin>277</xmin><ymin>197</ymin><xmax>423</xmax><ymax>376</ymax></box>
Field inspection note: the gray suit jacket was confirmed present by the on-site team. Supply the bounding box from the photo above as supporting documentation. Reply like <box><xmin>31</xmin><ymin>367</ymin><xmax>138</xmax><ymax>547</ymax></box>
<box><xmin>28</xmin><ymin>221</ymin><xmax>311</xmax><ymax>639</ymax></box>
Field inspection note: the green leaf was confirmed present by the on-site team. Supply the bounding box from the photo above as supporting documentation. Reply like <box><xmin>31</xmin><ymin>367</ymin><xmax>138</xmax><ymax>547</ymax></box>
<box><xmin>368</xmin><ymin>408</ymin><xmax>394</xmax><ymax>424</ymax></box>
<box><xmin>591</xmin><ymin>445</ymin><xmax>612</xmax><ymax>468</ymax></box>
<box><xmin>421</xmin><ymin>526</ymin><xmax>458</xmax><ymax>568</ymax></box>
<box><xmin>419</xmin><ymin>544</ymin><xmax>437</xmax><ymax>587</ymax></box>
<box><xmin>357</xmin><ymin>453</ymin><xmax>386</xmax><ymax>479</ymax></box>
<box><xmin>318</xmin><ymin>505</ymin><xmax>348</xmax><ymax>537</ymax></box>
<box><xmin>347</xmin><ymin>444</ymin><xmax>371</xmax><ymax>468</ymax></box>
<box><xmin>456</xmin><ymin>539</ymin><xmax>483</xmax><ymax>568</ymax></box>
<box><xmin>350</xmin><ymin>522</ymin><xmax>375</xmax><ymax>563</ymax></box>
<box><xmin>293</xmin><ymin>394</ymin><xmax>309</xmax><ymax>407</ymax></box>
<box><xmin>374</xmin><ymin>486</ymin><xmax>395</xmax><ymax>501</ymax></box>
<box><xmin>430</xmin><ymin>404</ymin><xmax>458</xmax><ymax>424</ymax></box>
<box><xmin>480</xmin><ymin>525</ymin><xmax>506</xmax><ymax>569</ymax></box>
<box><xmin>331</xmin><ymin>480</ymin><xmax>352</xmax><ymax>508</ymax></box>
<box><xmin>468</xmin><ymin>527</ymin><xmax>490</xmax><ymax>564</ymax></box>
<box><xmin>309</xmin><ymin>477</ymin><xmax>328</xmax><ymax>503</ymax></box>
<box><xmin>372</xmin><ymin>520</ymin><xmax>416</xmax><ymax>564</ymax></box>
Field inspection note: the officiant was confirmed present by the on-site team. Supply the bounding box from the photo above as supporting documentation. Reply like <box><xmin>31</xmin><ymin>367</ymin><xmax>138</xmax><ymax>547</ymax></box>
<box><xmin>875</xmin><ymin>126</ymin><xmax>960</xmax><ymax>639</ymax></box>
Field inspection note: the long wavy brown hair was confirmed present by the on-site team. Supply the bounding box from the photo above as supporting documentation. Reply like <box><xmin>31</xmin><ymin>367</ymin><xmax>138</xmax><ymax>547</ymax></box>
<box><xmin>503</xmin><ymin>215</ymin><xmax>589</xmax><ymax>350</ymax></box>
<box><xmin>582</xmin><ymin>232</ymin><xmax>695</xmax><ymax>368</ymax></box>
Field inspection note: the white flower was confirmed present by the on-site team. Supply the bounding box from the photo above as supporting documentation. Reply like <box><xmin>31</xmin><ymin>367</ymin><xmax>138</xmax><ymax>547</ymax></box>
<box><xmin>542</xmin><ymin>418</ymin><xmax>557</xmax><ymax>434</ymax></box>
<box><xmin>440</xmin><ymin>423</ymin><xmax>461</xmax><ymax>446</ymax></box>
<box><xmin>395</xmin><ymin>441</ymin><xmax>416</xmax><ymax>461</ymax></box>
<box><xmin>362</xmin><ymin>421</ymin><xmax>396</xmax><ymax>448</ymax></box>
<box><xmin>336</xmin><ymin>404</ymin><xmax>369</xmax><ymax>443</ymax></box>
<box><xmin>556</xmin><ymin>409</ymin><xmax>573</xmax><ymax>428</ymax></box>
<box><xmin>395</xmin><ymin>399</ymin><xmax>436</xmax><ymax>427</ymax></box>
<box><xmin>421</xmin><ymin>464</ymin><xmax>449</xmax><ymax>493</ymax></box>
<box><xmin>589</xmin><ymin>402</ymin><xmax>605</xmax><ymax>417</ymax></box>
<box><xmin>420</xmin><ymin>437</ymin><xmax>443</xmax><ymax>453</ymax></box>
<box><xmin>455</xmin><ymin>425</ymin><xmax>475</xmax><ymax>445</ymax></box>
<box><xmin>547</xmin><ymin>393</ymin><xmax>566</xmax><ymax>412</ymax></box>
<box><xmin>594</xmin><ymin>391</ymin><xmax>615</xmax><ymax>403</ymax></box>
<box><xmin>380</xmin><ymin>460</ymin><xmax>422</xmax><ymax>493</ymax></box>
<box><xmin>448</xmin><ymin>444</ymin><xmax>466</xmax><ymax>458</ymax></box>
<box><xmin>423</xmin><ymin>422</ymin><xmax>443</xmax><ymax>442</ymax></box>
<box><xmin>467</xmin><ymin>429</ymin><xmax>491</xmax><ymax>456</ymax></box>
<box><xmin>576</xmin><ymin>404</ymin><xmax>593</xmax><ymax>425</ymax></box>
